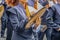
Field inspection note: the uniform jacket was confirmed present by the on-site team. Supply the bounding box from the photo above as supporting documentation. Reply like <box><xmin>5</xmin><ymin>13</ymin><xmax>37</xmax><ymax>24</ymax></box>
<box><xmin>6</xmin><ymin>4</ymin><xmax>33</xmax><ymax>40</ymax></box>
<box><xmin>46</xmin><ymin>4</ymin><xmax>60</xmax><ymax>29</ymax></box>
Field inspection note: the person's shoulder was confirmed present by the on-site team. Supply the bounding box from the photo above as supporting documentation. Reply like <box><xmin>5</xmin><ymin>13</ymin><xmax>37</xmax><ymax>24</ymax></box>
<box><xmin>6</xmin><ymin>7</ymin><xmax>16</xmax><ymax>15</ymax></box>
<box><xmin>48</xmin><ymin>4</ymin><xmax>56</xmax><ymax>11</ymax></box>
<box><xmin>50</xmin><ymin>4</ymin><xmax>57</xmax><ymax>11</ymax></box>
<box><xmin>6</xmin><ymin>7</ymin><xmax>17</xmax><ymax>14</ymax></box>
<box><xmin>51</xmin><ymin>4</ymin><xmax>58</xmax><ymax>8</ymax></box>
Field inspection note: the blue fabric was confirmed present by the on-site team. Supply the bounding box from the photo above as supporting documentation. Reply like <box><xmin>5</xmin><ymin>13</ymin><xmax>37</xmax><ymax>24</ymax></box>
<box><xmin>39</xmin><ymin>0</ymin><xmax>48</xmax><ymax>6</ymax></box>
<box><xmin>1</xmin><ymin>0</ymin><xmax>5</xmax><ymax>4</ymax></box>
<box><xmin>14</xmin><ymin>4</ymin><xmax>27</xmax><ymax>19</ymax></box>
<box><xmin>41</xmin><ymin>9</ymin><xmax>48</xmax><ymax>25</ymax></box>
<box><xmin>28</xmin><ymin>0</ymin><xmax>34</xmax><ymax>7</ymax></box>
<box><xmin>38</xmin><ymin>28</ymin><xmax>52</xmax><ymax>40</ymax></box>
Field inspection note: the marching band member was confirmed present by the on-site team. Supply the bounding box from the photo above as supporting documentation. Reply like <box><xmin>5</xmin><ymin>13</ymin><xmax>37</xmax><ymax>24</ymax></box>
<box><xmin>38</xmin><ymin>0</ymin><xmax>53</xmax><ymax>40</ymax></box>
<box><xmin>6</xmin><ymin>0</ymin><xmax>35</xmax><ymax>40</ymax></box>
<box><xmin>1</xmin><ymin>0</ymin><xmax>7</xmax><ymax>38</ymax></box>
<box><xmin>27</xmin><ymin>0</ymin><xmax>43</xmax><ymax>31</ymax></box>
<box><xmin>1</xmin><ymin>0</ymin><xmax>18</xmax><ymax>40</ymax></box>
<box><xmin>46</xmin><ymin>0</ymin><xmax>60</xmax><ymax>40</ymax></box>
<box><xmin>28</xmin><ymin>0</ymin><xmax>44</xmax><ymax>40</ymax></box>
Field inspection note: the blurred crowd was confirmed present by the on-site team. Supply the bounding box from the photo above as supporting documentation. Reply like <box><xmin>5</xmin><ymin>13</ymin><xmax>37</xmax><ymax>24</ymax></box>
<box><xmin>0</xmin><ymin>0</ymin><xmax>60</xmax><ymax>40</ymax></box>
